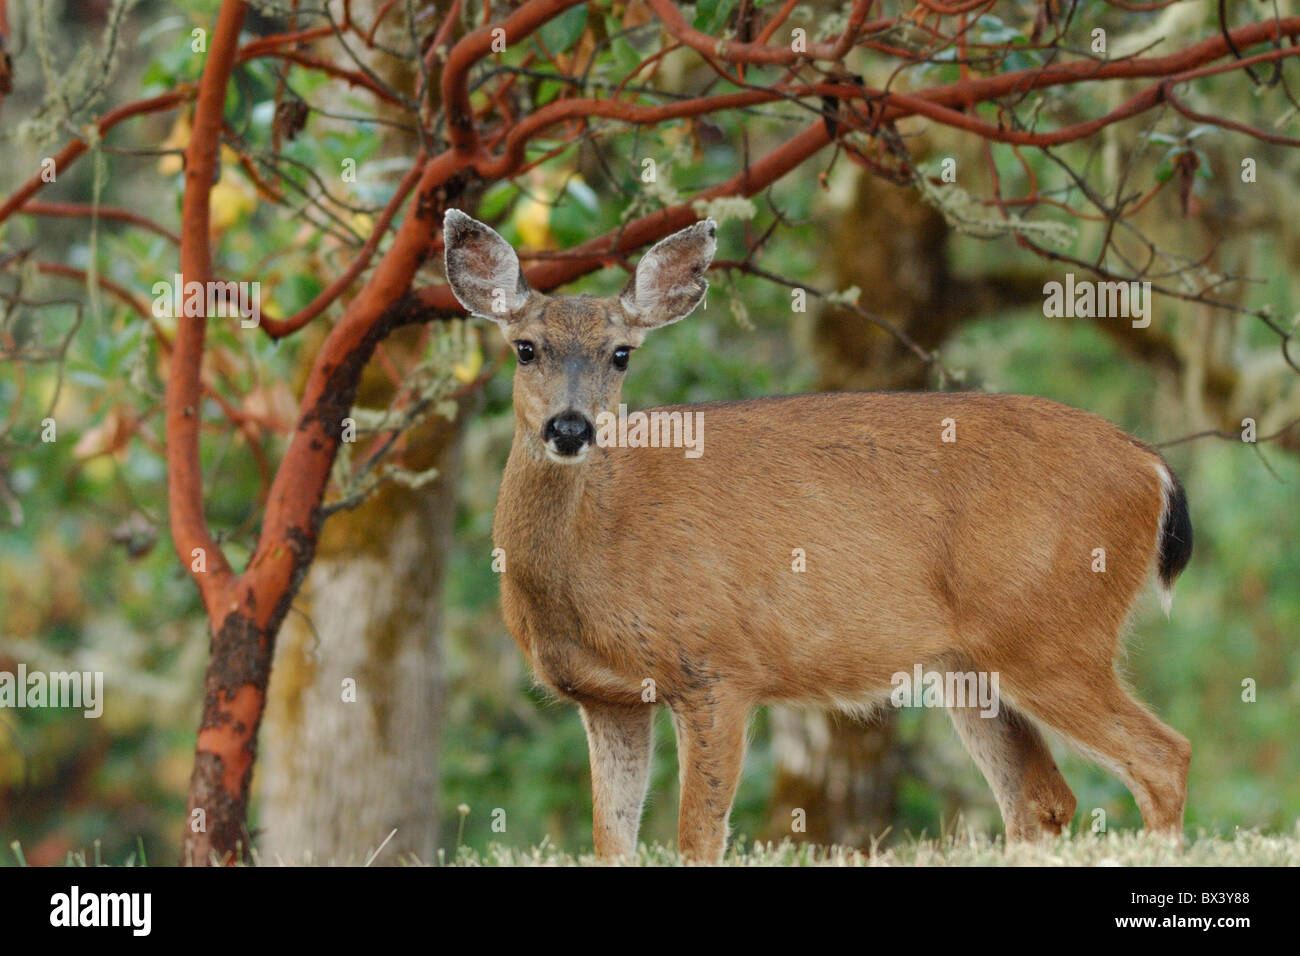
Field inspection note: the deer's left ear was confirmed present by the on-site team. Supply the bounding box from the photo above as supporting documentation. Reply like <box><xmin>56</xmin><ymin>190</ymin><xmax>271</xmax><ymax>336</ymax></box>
<box><xmin>443</xmin><ymin>209</ymin><xmax>533</xmax><ymax>323</ymax></box>
<box><xmin>619</xmin><ymin>219</ymin><xmax>716</xmax><ymax>329</ymax></box>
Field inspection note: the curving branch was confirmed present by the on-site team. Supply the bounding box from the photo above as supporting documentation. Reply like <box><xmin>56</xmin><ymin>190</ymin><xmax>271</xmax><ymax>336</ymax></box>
<box><xmin>0</xmin><ymin>88</ymin><xmax>192</xmax><ymax>227</ymax></box>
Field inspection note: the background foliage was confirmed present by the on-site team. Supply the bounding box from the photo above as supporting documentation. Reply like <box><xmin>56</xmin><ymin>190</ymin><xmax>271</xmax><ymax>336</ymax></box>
<box><xmin>1</xmin><ymin>0</ymin><xmax>1297</xmax><ymax>864</ymax></box>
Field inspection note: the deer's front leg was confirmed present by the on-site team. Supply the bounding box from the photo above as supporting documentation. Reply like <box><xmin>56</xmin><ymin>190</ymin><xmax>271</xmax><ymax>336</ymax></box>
<box><xmin>672</xmin><ymin>701</ymin><xmax>748</xmax><ymax>863</ymax></box>
<box><xmin>580</xmin><ymin>700</ymin><xmax>654</xmax><ymax>859</ymax></box>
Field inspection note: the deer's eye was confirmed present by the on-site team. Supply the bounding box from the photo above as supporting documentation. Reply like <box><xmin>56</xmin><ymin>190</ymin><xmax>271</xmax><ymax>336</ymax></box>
<box><xmin>514</xmin><ymin>341</ymin><xmax>536</xmax><ymax>365</ymax></box>
<box><xmin>612</xmin><ymin>346</ymin><xmax>631</xmax><ymax>370</ymax></box>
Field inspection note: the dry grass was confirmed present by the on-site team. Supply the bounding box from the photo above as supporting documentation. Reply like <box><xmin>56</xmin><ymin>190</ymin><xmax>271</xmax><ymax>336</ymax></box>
<box><xmin>20</xmin><ymin>824</ymin><xmax>1297</xmax><ymax>867</ymax></box>
<box><xmin>430</xmin><ymin>824</ymin><xmax>1300</xmax><ymax>867</ymax></box>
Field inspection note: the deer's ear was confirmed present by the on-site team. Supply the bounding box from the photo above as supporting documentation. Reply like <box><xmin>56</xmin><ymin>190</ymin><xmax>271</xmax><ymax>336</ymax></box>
<box><xmin>443</xmin><ymin>209</ymin><xmax>532</xmax><ymax>323</ymax></box>
<box><xmin>619</xmin><ymin>219</ymin><xmax>716</xmax><ymax>329</ymax></box>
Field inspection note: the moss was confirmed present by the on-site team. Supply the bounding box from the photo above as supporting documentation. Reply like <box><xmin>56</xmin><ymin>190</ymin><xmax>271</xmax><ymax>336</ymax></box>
<box><xmin>270</xmin><ymin>613</ymin><xmax>317</xmax><ymax>740</ymax></box>
<box><xmin>360</xmin><ymin>614</ymin><xmax>403</xmax><ymax>747</ymax></box>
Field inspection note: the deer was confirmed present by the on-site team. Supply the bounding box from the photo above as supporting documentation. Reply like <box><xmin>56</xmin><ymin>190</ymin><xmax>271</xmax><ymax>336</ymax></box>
<box><xmin>442</xmin><ymin>208</ymin><xmax>1194</xmax><ymax>863</ymax></box>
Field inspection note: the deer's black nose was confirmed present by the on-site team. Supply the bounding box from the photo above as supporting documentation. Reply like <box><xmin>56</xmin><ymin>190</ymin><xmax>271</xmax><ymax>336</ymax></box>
<box><xmin>544</xmin><ymin>411</ymin><xmax>594</xmax><ymax>456</ymax></box>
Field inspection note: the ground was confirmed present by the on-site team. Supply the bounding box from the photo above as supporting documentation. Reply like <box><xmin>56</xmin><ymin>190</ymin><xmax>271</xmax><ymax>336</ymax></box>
<box><xmin>428</xmin><ymin>825</ymin><xmax>1300</xmax><ymax>867</ymax></box>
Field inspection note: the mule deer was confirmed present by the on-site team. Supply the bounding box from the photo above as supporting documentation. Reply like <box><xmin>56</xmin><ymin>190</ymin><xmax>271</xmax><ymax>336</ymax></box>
<box><xmin>443</xmin><ymin>209</ymin><xmax>1193</xmax><ymax>862</ymax></box>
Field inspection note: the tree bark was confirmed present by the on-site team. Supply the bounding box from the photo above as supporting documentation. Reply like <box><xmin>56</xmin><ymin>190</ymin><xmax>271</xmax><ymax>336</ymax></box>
<box><xmin>257</xmin><ymin>382</ymin><xmax>470</xmax><ymax>864</ymax></box>
<box><xmin>253</xmin><ymin>0</ymin><xmax>464</xmax><ymax>865</ymax></box>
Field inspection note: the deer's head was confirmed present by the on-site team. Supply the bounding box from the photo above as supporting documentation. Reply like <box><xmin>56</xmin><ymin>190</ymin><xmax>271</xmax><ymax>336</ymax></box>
<box><xmin>444</xmin><ymin>209</ymin><xmax>716</xmax><ymax>464</ymax></box>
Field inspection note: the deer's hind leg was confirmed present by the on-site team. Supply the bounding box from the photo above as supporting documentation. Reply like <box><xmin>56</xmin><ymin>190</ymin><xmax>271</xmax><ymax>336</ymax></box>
<box><xmin>948</xmin><ymin>702</ymin><xmax>1077</xmax><ymax>840</ymax></box>
<box><xmin>1008</xmin><ymin>665</ymin><xmax>1190</xmax><ymax>838</ymax></box>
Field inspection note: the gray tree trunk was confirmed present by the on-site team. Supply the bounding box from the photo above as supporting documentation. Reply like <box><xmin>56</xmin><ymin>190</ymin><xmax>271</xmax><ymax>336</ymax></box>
<box><xmin>256</xmin><ymin>386</ymin><xmax>470</xmax><ymax>864</ymax></box>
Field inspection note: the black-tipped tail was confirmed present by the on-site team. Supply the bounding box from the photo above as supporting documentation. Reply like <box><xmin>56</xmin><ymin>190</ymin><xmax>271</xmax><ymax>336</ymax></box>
<box><xmin>1158</xmin><ymin>467</ymin><xmax>1193</xmax><ymax>594</ymax></box>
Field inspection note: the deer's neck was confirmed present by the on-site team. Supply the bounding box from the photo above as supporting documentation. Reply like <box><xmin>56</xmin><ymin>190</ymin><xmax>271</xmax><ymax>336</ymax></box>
<box><xmin>495</xmin><ymin>422</ymin><xmax>604</xmax><ymax>567</ymax></box>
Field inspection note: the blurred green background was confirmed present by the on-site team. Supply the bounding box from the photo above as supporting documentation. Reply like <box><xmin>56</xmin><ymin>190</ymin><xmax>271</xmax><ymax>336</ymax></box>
<box><xmin>1</xmin><ymin>1</ymin><xmax>1297</xmax><ymax>864</ymax></box>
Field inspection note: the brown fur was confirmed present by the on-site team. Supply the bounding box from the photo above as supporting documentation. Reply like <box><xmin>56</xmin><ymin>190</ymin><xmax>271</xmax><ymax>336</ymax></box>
<box><xmin>444</xmin><ymin>211</ymin><xmax>1191</xmax><ymax>862</ymax></box>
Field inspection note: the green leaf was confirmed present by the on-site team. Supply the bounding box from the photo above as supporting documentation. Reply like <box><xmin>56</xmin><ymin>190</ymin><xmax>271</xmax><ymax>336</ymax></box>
<box><xmin>974</xmin><ymin>14</ymin><xmax>1022</xmax><ymax>45</ymax></box>
<box><xmin>537</xmin><ymin>79</ymin><xmax>568</xmax><ymax>107</ymax></box>
<box><xmin>1144</xmin><ymin>132</ymin><xmax>1179</xmax><ymax>146</ymax></box>
<box><xmin>611</xmin><ymin>36</ymin><xmax>645</xmax><ymax>78</ymax></box>
<box><xmin>477</xmin><ymin>181</ymin><xmax>520</xmax><ymax>221</ymax></box>
<box><xmin>538</xmin><ymin>6</ymin><xmax>588</xmax><ymax>54</ymax></box>
<box><xmin>694</xmin><ymin>0</ymin><xmax>737</xmax><ymax>34</ymax></box>
<box><xmin>565</xmin><ymin>178</ymin><xmax>599</xmax><ymax>213</ymax></box>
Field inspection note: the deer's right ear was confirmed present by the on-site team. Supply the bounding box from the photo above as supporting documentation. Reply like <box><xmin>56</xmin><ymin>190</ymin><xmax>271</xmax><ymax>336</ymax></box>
<box><xmin>443</xmin><ymin>209</ymin><xmax>532</xmax><ymax>323</ymax></box>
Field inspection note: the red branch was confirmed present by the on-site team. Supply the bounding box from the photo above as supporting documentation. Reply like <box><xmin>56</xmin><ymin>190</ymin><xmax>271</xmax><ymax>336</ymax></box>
<box><xmin>0</xmin><ymin>89</ymin><xmax>192</xmax><ymax>227</ymax></box>
<box><xmin>20</xmin><ymin>201</ymin><xmax>180</xmax><ymax>244</ymax></box>
<box><xmin>173</xmin><ymin>0</ymin><xmax>247</xmax><ymax>866</ymax></box>
<box><xmin>441</xmin><ymin>0</ymin><xmax>586</xmax><ymax>152</ymax></box>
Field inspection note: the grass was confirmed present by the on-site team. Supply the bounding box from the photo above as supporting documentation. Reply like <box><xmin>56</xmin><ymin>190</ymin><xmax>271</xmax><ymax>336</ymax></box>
<box><xmin>431</xmin><ymin>825</ymin><xmax>1300</xmax><ymax>867</ymax></box>
<box><xmin>14</xmin><ymin>824</ymin><xmax>1300</xmax><ymax>866</ymax></box>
